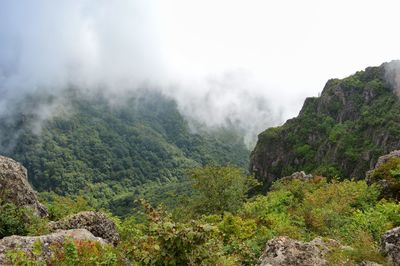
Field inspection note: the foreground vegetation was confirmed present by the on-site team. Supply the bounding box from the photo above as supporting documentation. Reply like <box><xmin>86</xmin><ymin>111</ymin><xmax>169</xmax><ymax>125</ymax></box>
<box><xmin>4</xmin><ymin>165</ymin><xmax>399</xmax><ymax>265</ymax></box>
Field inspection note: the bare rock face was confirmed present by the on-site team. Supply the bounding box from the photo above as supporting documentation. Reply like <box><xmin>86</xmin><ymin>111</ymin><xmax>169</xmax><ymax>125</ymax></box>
<box><xmin>257</xmin><ymin>236</ymin><xmax>340</xmax><ymax>266</ymax></box>
<box><xmin>366</xmin><ymin>150</ymin><xmax>400</xmax><ymax>180</ymax></box>
<box><xmin>374</xmin><ymin>150</ymin><xmax>400</xmax><ymax>169</ymax></box>
<box><xmin>0</xmin><ymin>156</ymin><xmax>48</xmax><ymax>217</ymax></box>
<box><xmin>250</xmin><ymin>63</ymin><xmax>400</xmax><ymax>187</ymax></box>
<box><xmin>358</xmin><ymin>261</ymin><xmax>383</xmax><ymax>266</ymax></box>
<box><xmin>0</xmin><ymin>229</ymin><xmax>106</xmax><ymax>265</ymax></box>
<box><xmin>49</xmin><ymin>211</ymin><xmax>120</xmax><ymax>245</ymax></box>
<box><xmin>281</xmin><ymin>171</ymin><xmax>314</xmax><ymax>182</ymax></box>
<box><xmin>365</xmin><ymin>150</ymin><xmax>400</xmax><ymax>200</ymax></box>
<box><xmin>381</xmin><ymin>226</ymin><xmax>400</xmax><ymax>266</ymax></box>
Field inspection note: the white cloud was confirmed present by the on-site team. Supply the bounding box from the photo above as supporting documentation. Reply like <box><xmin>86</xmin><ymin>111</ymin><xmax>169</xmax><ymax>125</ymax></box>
<box><xmin>1</xmin><ymin>0</ymin><xmax>400</xmax><ymax>145</ymax></box>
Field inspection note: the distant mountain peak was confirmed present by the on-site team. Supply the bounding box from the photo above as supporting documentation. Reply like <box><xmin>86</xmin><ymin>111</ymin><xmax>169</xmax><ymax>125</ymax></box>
<box><xmin>250</xmin><ymin>62</ymin><xmax>400</xmax><ymax>188</ymax></box>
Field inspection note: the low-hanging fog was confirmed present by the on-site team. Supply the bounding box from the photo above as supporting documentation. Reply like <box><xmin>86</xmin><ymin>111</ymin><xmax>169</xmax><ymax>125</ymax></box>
<box><xmin>1</xmin><ymin>0</ymin><xmax>400</xmax><ymax>146</ymax></box>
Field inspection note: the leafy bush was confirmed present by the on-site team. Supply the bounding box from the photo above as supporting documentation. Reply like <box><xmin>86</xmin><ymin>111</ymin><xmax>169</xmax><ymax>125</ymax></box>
<box><xmin>0</xmin><ymin>202</ymin><xmax>27</xmax><ymax>238</ymax></box>
<box><xmin>0</xmin><ymin>202</ymin><xmax>49</xmax><ymax>238</ymax></box>
<box><xmin>341</xmin><ymin>200</ymin><xmax>400</xmax><ymax>243</ymax></box>
<box><xmin>51</xmin><ymin>238</ymin><xmax>120</xmax><ymax>266</ymax></box>
<box><xmin>40</xmin><ymin>192</ymin><xmax>92</xmax><ymax>220</ymax></box>
<box><xmin>189</xmin><ymin>165</ymin><xmax>258</xmax><ymax>215</ymax></box>
<box><xmin>298</xmin><ymin>180</ymin><xmax>379</xmax><ymax>236</ymax></box>
<box><xmin>118</xmin><ymin>200</ymin><xmax>229</xmax><ymax>265</ymax></box>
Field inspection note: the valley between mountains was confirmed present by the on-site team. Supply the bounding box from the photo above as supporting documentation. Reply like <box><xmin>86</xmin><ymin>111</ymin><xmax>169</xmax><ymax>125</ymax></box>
<box><xmin>1</xmin><ymin>62</ymin><xmax>400</xmax><ymax>265</ymax></box>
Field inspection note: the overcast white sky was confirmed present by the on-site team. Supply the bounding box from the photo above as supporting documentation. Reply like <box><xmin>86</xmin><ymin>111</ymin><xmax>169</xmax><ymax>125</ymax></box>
<box><xmin>1</xmin><ymin>0</ymin><xmax>400</xmax><ymax>144</ymax></box>
<box><xmin>157</xmin><ymin>0</ymin><xmax>400</xmax><ymax>108</ymax></box>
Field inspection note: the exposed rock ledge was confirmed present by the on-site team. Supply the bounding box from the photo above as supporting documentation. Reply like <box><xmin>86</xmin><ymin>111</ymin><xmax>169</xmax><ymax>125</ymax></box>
<box><xmin>366</xmin><ymin>149</ymin><xmax>400</xmax><ymax>181</ymax></box>
<box><xmin>0</xmin><ymin>229</ymin><xmax>105</xmax><ymax>265</ymax></box>
<box><xmin>0</xmin><ymin>156</ymin><xmax>48</xmax><ymax>217</ymax></box>
<box><xmin>372</xmin><ymin>150</ymin><xmax>400</xmax><ymax>169</ymax></box>
<box><xmin>257</xmin><ymin>236</ymin><xmax>383</xmax><ymax>266</ymax></box>
<box><xmin>0</xmin><ymin>155</ymin><xmax>121</xmax><ymax>263</ymax></box>
<box><xmin>257</xmin><ymin>236</ymin><xmax>340</xmax><ymax>266</ymax></box>
<box><xmin>281</xmin><ymin>171</ymin><xmax>314</xmax><ymax>182</ymax></box>
<box><xmin>381</xmin><ymin>226</ymin><xmax>400</xmax><ymax>266</ymax></box>
<box><xmin>49</xmin><ymin>211</ymin><xmax>120</xmax><ymax>245</ymax></box>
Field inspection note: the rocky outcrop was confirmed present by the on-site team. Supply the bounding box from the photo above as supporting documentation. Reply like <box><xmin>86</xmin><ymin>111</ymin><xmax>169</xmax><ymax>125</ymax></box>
<box><xmin>0</xmin><ymin>156</ymin><xmax>48</xmax><ymax>217</ymax></box>
<box><xmin>257</xmin><ymin>236</ymin><xmax>340</xmax><ymax>266</ymax></box>
<box><xmin>281</xmin><ymin>171</ymin><xmax>313</xmax><ymax>182</ymax></box>
<box><xmin>371</xmin><ymin>150</ymin><xmax>400</xmax><ymax>169</ymax></box>
<box><xmin>257</xmin><ymin>236</ymin><xmax>383</xmax><ymax>266</ymax></box>
<box><xmin>0</xmin><ymin>229</ymin><xmax>106</xmax><ymax>265</ymax></box>
<box><xmin>0</xmin><ymin>156</ymin><xmax>121</xmax><ymax>263</ymax></box>
<box><xmin>49</xmin><ymin>211</ymin><xmax>119</xmax><ymax>245</ymax></box>
<box><xmin>366</xmin><ymin>149</ymin><xmax>400</xmax><ymax>182</ymax></box>
<box><xmin>0</xmin><ymin>155</ymin><xmax>119</xmax><ymax>246</ymax></box>
<box><xmin>358</xmin><ymin>262</ymin><xmax>383</xmax><ymax>266</ymax></box>
<box><xmin>365</xmin><ymin>150</ymin><xmax>400</xmax><ymax>199</ymax></box>
<box><xmin>381</xmin><ymin>227</ymin><xmax>400</xmax><ymax>266</ymax></box>
<box><xmin>250</xmin><ymin>62</ymin><xmax>400</xmax><ymax>187</ymax></box>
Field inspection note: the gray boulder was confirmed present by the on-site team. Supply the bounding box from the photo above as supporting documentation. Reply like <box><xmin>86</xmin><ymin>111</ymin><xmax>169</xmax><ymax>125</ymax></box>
<box><xmin>0</xmin><ymin>229</ymin><xmax>106</xmax><ymax>265</ymax></box>
<box><xmin>365</xmin><ymin>150</ymin><xmax>400</xmax><ymax>199</ymax></box>
<box><xmin>49</xmin><ymin>211</ymin><xmax>120</xmax><ymax>245</ymax></box>
<box><xmin>381</xmin><ymin>226</ymin><xmax>400</xmax><ymax>266</ymax></box>
<box><xmin>281</xmin><ymin>171</ymin><xmax>314</xmax><ymax>182</ymax></box>
<box><xmin>358</xmin><ymin>261</ymin><xmax>383</xmax><ymax>266</ymax></box>
<box><xmin>257</xmin><ymin>236</ymin><xmax>385</xmax><ymax>266</ymax></box>
<box><xmin>366</xmin><ymin>150</ymin><xmax>400</xmax><ymax>182</ymax></box>
<box><xmin>0</xmin><ymin>155</ymin><xmax>48</xmax><ymax>217</ymax></box>
<box><xmin>374</xmin><ymin>150</ymin><xmax>400</xmax><ymax>169</ymax></box>
<box><xmin>257</xmin><ymin>236</ymin><xmax>340</xmax><ymax>266</ymax></box>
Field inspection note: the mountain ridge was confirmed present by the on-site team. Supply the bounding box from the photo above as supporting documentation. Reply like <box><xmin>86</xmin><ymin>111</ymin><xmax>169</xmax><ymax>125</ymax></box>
<box><xmin>250</xmin><ymin>61</ymin><xmax>400</xmax><ymax>187</ymax></box>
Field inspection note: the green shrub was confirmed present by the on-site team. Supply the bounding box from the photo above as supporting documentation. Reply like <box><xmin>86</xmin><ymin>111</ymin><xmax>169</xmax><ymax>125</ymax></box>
<box><xmin>0</xmin><ymin>202</ymin><xmax>28</xmax><ymax>238</ymax></box>
<box><xmin>40</xmin><ymin>192</ymin><xmax>92</xmax><ymax>220</ymax></box>
<box><xmin>189</xmin><ymin>165</ymin><xmax>258</xmax><ymax>215</ymax></box>
<box><xmin>298</xmin><ymin>180</ymin><xmax>379</xmax><ymax>235</ymax></box>
<box><xmin>119</xmin><ymin>200</ymin><xmax>229</xmax><ymax>265</ymax></box>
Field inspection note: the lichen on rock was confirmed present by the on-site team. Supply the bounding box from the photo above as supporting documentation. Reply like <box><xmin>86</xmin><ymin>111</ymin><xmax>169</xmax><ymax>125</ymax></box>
<box><xmin>49</xmin><ymin>211</ymin><xmax>120</xmax><ymax>245</ymax></box>
<box><xmin>0</xmin><ymin>229</ymin><xmax>106</xmax><ymax>265</ymax></box>
<box><xmin>381</xmin><ymin>226</ymin><xmax>400</xmax><ymax>266</ymax></box>
<box><xmin>257</xmin><ymin>236</ymin><xmax>346</xmax><ymax>266</ymax></box>
<box><xmin>0</xmin><ymin>155</ymin><xmax>48</xmax><ymax>217</ymax></box>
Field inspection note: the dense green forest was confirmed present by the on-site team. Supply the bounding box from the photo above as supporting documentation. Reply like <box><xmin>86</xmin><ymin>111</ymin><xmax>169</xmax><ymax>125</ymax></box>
<box><xmin>251</xmin><ymin>64</ymin><xmax>400</xmax><ymax>186</ymax></box>
<box><xmin>0</xmin><ymin>89</ymin><xmax>250</xmax><ymax>213</ymax></box>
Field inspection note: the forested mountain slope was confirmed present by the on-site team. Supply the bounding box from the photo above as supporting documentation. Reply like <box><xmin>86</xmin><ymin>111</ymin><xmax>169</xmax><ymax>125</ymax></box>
<box><xmin>0</xmin><ymin>89</ymin><xmax>249</xmax><ymax>207</ymax></box>
<box><xmin>250</xmin><ymin>62</ymin><xmax>400</xmax><ymax>187</ymax></box>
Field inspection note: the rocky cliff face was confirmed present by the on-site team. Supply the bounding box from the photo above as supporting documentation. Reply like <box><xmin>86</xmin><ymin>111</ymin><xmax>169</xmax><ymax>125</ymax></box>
<box><xmin>251</xmin><ymin>62</ymin><xmax>400</xmax><ymax>187</ymax></box>
<box><xmin>0</xmin><ymin>156</ymin><xmax>48</xmax><ymax>217</ymax></box>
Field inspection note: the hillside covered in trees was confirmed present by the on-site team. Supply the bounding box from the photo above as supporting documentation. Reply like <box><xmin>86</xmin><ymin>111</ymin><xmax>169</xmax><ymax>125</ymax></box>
<box><xmin>251</xmin><ymin>62</ymin><xmax>400</xmax><ymax>188</ymax></box>
<box><xmin>0</xmin><ymin>89</ymin><xmax>250</xmax><ymax>212</ymax></box>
